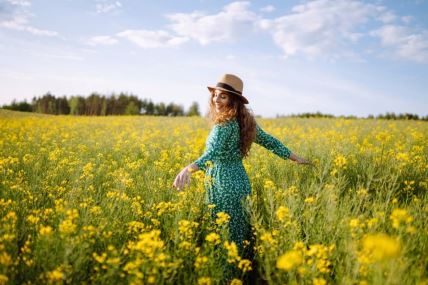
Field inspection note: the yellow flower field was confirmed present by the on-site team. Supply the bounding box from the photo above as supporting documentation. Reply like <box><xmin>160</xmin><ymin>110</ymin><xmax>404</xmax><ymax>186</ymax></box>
<box><xmin>0</xmin><ymin>109</ymin><xmax>427</xmax><ymax>284</ymax></box>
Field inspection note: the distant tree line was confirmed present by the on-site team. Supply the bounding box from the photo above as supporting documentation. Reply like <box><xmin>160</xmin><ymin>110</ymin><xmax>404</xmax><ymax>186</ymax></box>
<box><xmin>1</xmin><ymin>92</ymin><xmax>200</xmax><ymax>116</ymax></box>
<box><xmin>277</xmin><ymin>111</ymin><xmax>428</xmax><ymax>121</ymax></box>
<box><xmin>2</xmin><ymin>95</ymin><xmax>426</xmax><ymax>120</ymax></box>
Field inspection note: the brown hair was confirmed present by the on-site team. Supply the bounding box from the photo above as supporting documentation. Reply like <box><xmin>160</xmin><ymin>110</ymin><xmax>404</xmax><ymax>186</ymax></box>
<box><xmin>207</xmin><ymin>90</ymin><xmax>257</xmax><ymax>158</ymax></box>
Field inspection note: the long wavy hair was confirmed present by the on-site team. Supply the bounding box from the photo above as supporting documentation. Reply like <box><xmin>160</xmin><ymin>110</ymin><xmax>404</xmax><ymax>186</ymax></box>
<box><xmin>207</xmin><ymin>90</ymin><xmax>257</xmax><ymax>158</ymax></box>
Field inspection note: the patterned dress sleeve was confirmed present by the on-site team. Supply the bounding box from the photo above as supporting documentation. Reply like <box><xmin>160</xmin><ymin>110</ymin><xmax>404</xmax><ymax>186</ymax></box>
<box><xmin>255</xmin><ymin>124</ymin><xmax>291</xmax><ymax>160</ymax></box>
<box><xmin>193</xmin><ymin>121</ymin><xmax>233</xmax><ymax>171</ymax></box>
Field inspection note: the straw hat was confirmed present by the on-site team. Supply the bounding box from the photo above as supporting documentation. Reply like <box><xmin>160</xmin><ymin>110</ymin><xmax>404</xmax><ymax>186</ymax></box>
<box><xmin>207</xmin><ymin>74</ymin><xmax>249</xmax><ymax>104</ymax></box>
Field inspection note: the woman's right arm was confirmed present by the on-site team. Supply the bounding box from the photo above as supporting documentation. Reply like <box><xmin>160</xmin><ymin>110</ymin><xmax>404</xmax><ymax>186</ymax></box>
<box><xmin>173</xmin><ymin>163</ymin><xmax>197</xmax><ymax>191</ymax></box>
<box><xmin>192</xmin><ymin>121</ymin><xmax>233</xmax><ymax>171</ymax></box>
<box><xmin>173</xmin><ymin>122</ymin><xmax>232</xmax><ymax>190</ymax></box>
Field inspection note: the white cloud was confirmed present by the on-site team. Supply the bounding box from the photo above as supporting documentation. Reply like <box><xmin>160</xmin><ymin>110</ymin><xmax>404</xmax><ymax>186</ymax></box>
<box><xmin>259</xmin><ymin>0</ymin><xmax>387</xmax><ymax>59</ymax></box>
<box><xmin>0</xmin><ymin>15</ymin><xmax>58</xmax><ymax>36</ymax></box>
<box><xmin>167</xmin><ymin>1</ymin><xmax>258</xmax><ymax>45</ymax></box>
<box><xmin>379</xmin><ymin>11</ymin><xmax>397</xmax><ymax>23</ymax></box>
<box><xmin>401</xmin><ymin>16</ymin><xmax>413</xmax><ymax>24</ymax></box>
<box><xmin>96</xmin><ymin>1</ymin><xmax>122</xmax><ymax>14</ymax></box>
<box><xmin>117</xmin><ymin>29</ymin><xmax>188</xmax><ymax>48</ymax></box>
<box><xmin>0</xmin><ymin>1</ymin><xmax>59</xmax><ymax>37</ymax></box>
<box><xmin>371</xmin><ymin>25</ymin><xmax>428</xmax><ymax>63</ymax></box>
<box><xmin>5</xmin><ymin>0</ymin><xmax>31</xmax><ymax>7</ymax></box>
<box><xmin>260</xmin><ymin>5</ymin><xmax>275</xmax><ymax>13</ymax></box>
<box><xmin>87</xmin><ymin>35</ymin><xmax>118</xmax><ymax>46</ymax></box>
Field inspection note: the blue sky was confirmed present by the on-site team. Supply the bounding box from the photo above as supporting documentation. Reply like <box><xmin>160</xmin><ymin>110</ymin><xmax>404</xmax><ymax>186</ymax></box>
<box><xmin>0</xmin><ymin>0</ymin><xmax>427</xmax><ymax>117</ymax></box>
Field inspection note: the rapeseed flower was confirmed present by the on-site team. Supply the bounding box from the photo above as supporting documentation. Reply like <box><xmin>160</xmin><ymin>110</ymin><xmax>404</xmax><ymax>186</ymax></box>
<box><xmin>238</xmin><ymin>259</ymin><xmax>252</xmax><ymax>272</ymax></box>
<box><xmin>390</xmin><ymin>209</ymin><xmax>413</xmax><ymax>229</ymax></box>
<box><xmin>304</xmin><ymin>196</ymin><xmax>315</xmax><ymax>204</ymax></box>
<box><xmin>194</xmin><ymin>255</ymin><xmax>208</xmax><ymax>269</ymax></box>
<box><xmin>275</xmin><ymin>206</ymin><xmax>290</xmax><ymax>222</ymax></box>
<box><xmin>46</xmin><ymin>269</ymin><xmax>63</xmax><ymax>284</ymax></box>
<box><xmin>0</xmin><ymin>274</ymin><xmax>9</xmax><ymax>284</ymax></box>
<box><xmin>276</xmin><ymin>250</ymin><xmax>302</xmax><ymax>271</ymax></box>
<box><xmin>361</xmin><ymin>233</ymin><xmax>400</xmax><ymax>261</ymax></box>
<box><xmin>39</xmin><ymin>226</ymin><xmax>53</xmax><ymax>236</ymax></box>
<box><xmin>313</xmin><ymin>277</ymin><xmax>327</xmax><ymax>285</ymax></box>
<box><xmin>224</xmin><ymin>241</ymin><xmax>241</xmax><ymax>264</ymax></box>
<box><xmin>197</xmin><ymin>277</ymin><xmax>212</xmax><ymax>285</ymax></box>
<box><xmin>215</xmin><ymin>212</ymin><xmax>230</xmax><ymax>226</ymax></box>
<box><xmin>230</xmin><ymin>279</ymin><xmax>243</xmax><ymax>285</ymax></box>
<box><xmin>205</xmin><ymin>232</ymin><xmax>221</xmax><ymax>245</ymax></box>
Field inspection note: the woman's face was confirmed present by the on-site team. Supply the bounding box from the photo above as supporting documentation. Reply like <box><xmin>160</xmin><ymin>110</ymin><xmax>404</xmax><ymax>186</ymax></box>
<box><xmin>212</xmin><ymin>89</ymin><xmax>230</xmax><ymax>113</ymax></box>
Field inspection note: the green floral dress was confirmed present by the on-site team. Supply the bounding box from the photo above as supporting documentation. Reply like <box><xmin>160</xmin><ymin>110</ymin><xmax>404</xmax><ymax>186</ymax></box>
<box><xmin>193</xmin><ymin>117</ymin><xmax>292</xmax><ymax>259</ymax></box>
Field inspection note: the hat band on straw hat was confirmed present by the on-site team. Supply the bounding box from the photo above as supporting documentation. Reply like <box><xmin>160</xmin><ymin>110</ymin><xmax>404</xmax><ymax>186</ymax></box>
<box><xmin>216</xmin><ymin>82</ymin><xmax>242</xmax><ymax>95</ymax></box>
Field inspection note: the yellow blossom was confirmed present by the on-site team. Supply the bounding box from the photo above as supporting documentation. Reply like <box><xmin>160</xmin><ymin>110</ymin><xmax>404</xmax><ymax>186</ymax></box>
<box><xmin>47</xmin><ymin>269</ymin><xmax>63</xmax><ymax>283</ymax></box>
<box><xmin>0</xmin><ymin>252</ymin><xmax>12</xmax><ymax>266</ymax></box>
<box><xmin>293</xmin><ymin>241</ymin><xmax>305</xmax><ymax>251</ymax></box>
<box><xmin>59</xmin><ymin>219</ymin><xmax>76</xmax><ymax>235</ymax></box>
<box><xmin>349</xmin><ymin>218</ymin><xmax>360</xmax><ymax>229</ymax></box>
<box><xmin>194</xmin><ymin>255</ymin><xmax>208</xmax><ymax>269</ymax></box>
<box><xmin>304</xmin><ymin>196</ymin><xmax>315</xmax><ymax>204</ymax></box>
<box><xmin>361</xmin><ymin>233</ymin><xmax>400</xmax><ymax>261</ymax></box>
<box><xmin>197</xmin><ymin>277</ymin><xmax>212</xmax><ymax>285</ymax></box>
<box><xmin>147</xmin><ymin>276</ymin><xmax>156</xmax><ymax>284</ymax></box>
<box><xmin>356</xmin><ymin>188</ymin><xmax>368</xmax><ymax>197</ymax></box>
<box><xmin>224</xmin><ymin>241</ymin><xmax>241</xmax><ymax>264</ymax></box>
<box><xmin>366</xmin><ymin>218</ymin><xmax>378</xmax><ymax>229</ymax></box>
<box><xmin>238</xmin><ymin>259</ymin><xmax>252</xmax><ymax>272</ymax></box>
<box><xmin>178</xmin><ymin>241</ymin><xmax>192</xmax><ymax>250</ymax></box>
<box><xmin>215</xmin><ymin>212</ymin><xmax>230</xmax><ymax>226</ymax></box>
<box><xmin>333</xmin><ymin>154</ymin><xmax>347</xmax><ymax>169</ymax></box>
<box><xmin>390</xmin><ymin>208</ymin><xmax>413</xmax><ymax>229</ymax></box>
<box><xmin>263</xmin><ymin>180</ymin><xmax>275</xmax><ymax>190</ymax></box>
<box><xmin>313</xmin><ymin>277</ymin><xmax>327</xmax><ymax>285</ymax></box>
<box><xmin>275</xmin><ymin>206</ymin><xmax>290</xmax><ymax>221</ymax></box>
<box><xmin>93</xmin><ymin>252</ymin><xmax>107</xmax><ymax>264</ymax></box>
<box><xmin>205</xmin><ymin>232</ymin><xmax>221</xmax><ymax>245</ymax></box>
<box><xmin>39</xmin><ymin>226</ymin><xmax>53</xmax><ymax>236</ymax></box>
<box><xmin>0</xmin><ymin>274</ymin><xmax>9</xmax><ymax>284</ymax></box>
<box><xmin>276</xmin><ymin>250</ymin><xmax>302</xmax><ymax>271</ymax></box>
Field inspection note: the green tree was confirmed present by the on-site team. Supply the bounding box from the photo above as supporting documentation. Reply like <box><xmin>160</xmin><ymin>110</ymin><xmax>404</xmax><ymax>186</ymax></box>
<box><xmin>187</xmin><ymin>101</ymin><xmax>200</xmax><ymax>116</ymax></box>
<box><xmin>125</xmin><ymin>101</ymin><xmax>140</xmax><ymax>115</ymax></box>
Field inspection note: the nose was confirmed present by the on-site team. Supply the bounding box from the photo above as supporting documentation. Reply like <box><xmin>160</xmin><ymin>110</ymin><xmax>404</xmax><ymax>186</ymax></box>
<box><xmin>215</xmin><ymin>94</ymin><xmax>222</xmax><ymax>103</ymax></box>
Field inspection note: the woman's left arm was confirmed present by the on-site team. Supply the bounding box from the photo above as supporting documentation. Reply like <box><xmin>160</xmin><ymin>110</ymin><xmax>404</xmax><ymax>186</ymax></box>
<box><xmin>255</xmin><ymin>124</ymin><xmax>312</xmax><ymax>165</ymax></box>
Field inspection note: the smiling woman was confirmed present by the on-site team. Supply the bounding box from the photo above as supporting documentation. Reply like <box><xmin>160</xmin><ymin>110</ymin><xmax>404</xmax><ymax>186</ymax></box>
<box><xmin>213</xmin><ymin>90</ymin><xmax>229</xmax><ymax>113</ymax></box>
<box><xmin>172</xmin><ymin>73</ymin><xmax>311</xmax><ymax>281</ymax></box>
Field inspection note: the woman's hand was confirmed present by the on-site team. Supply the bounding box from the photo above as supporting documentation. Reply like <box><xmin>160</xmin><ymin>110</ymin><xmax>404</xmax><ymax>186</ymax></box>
<box><xmin>172</xmin><ymin>164</ymin><xmax>198</xmax><ymax>191</ymax></box>
<box><xmin>295</xmin><ymin>157</ymin><xmax>312</xmax><ymax>165</ymax></box>
<box><xmin>289</xmin><ymin>153</ymin><xmax>313</xmax><ymax>165</ymax></box>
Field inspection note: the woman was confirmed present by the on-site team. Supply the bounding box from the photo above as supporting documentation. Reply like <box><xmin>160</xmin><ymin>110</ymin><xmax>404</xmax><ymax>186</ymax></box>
<box><xmin>172</xmin><ymin>73</ymin><xmax>311</xmax><ymax>266</ymax></box>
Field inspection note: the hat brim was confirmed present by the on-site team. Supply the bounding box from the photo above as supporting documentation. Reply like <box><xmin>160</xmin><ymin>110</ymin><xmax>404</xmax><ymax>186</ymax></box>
<box><xmin>207</xmin><ymin>86</ymin><xmax>249</xmax><ymax>104</ymax></box>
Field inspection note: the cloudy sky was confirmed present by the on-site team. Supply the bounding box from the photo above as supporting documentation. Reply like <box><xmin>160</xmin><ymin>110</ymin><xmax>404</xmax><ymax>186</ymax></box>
<box><xmin>0</xmin><ymin>0</ymin><xmax>427</xmax><ymax>117</ymax></box>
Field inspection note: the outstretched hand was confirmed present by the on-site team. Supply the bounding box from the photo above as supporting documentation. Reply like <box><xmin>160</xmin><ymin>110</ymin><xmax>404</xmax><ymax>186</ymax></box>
<box><xmin>172</xmin><ymin>166</ymin><xmax>191</xmax><ymax>191</ymax></box>
<box><xmin>295</xmin><ymin>157</ymin><xmax>313</xmax><ymax>165</ymax></box>
<box><xmin>290</xmin><ymin>153</ymin><xmax>314</xmax><ymax>166</ymax></box>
